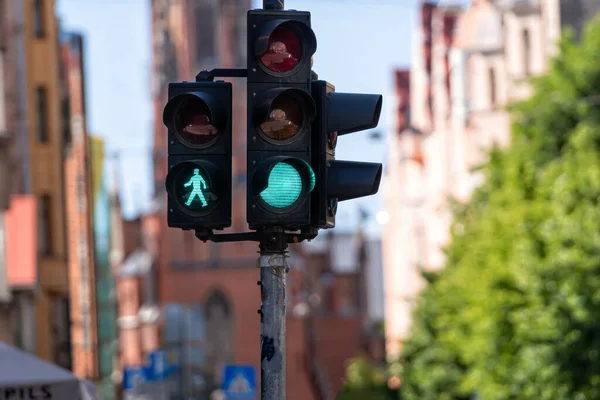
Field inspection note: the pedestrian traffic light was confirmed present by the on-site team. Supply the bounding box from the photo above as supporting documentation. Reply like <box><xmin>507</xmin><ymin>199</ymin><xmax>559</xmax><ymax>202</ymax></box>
<box><xmin>246</xmin><ymin>9</ymin><xmax>318</xmax><ymax>230</ymax></box>
<box><xmin>163</xmin><ymin>81</ymin><xmax>232</xmax><ymax>230</ymax></box>
<box><xmin>311</xmin><ymin>80</ymin><xmax>383</xmax><ymax>229</ymax></box>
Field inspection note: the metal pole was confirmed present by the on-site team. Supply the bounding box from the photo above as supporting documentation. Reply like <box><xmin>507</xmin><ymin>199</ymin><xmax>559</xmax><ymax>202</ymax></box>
<box><xmin>258</xmin><ymin>234</ymin><xmax>288</xmax><ymax>400</ymax></box>
<box><xmin>263</xmin><ymin>0</ymin><xmax>284</xmax><ymax>10</ymax></box>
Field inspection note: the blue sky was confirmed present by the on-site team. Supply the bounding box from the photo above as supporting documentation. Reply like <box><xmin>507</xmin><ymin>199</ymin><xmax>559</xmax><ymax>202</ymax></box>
<box><xmin>56</xmin><ymin>0</ymin><xmax>417</xmax><ymax>237</ymax></box>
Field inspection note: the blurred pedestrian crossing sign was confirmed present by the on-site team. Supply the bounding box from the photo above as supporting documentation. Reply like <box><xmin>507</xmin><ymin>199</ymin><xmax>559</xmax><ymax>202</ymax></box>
<box><xmin>222</xmin><ymin>365</ymin><xmax>256</xmax><ymax>399</ymax></box>
<box><xmin>123</xmin><ymin>366</ymin><xmax>147</xmax><ymax>390</ymax></box>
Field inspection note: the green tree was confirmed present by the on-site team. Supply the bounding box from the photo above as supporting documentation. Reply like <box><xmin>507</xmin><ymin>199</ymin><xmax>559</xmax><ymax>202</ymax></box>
<box><xmin>337</xmin><ymin>356</ymin><xmax>401</xmax><ymax>400</ymax></box>
<box><xmin>400</xmin><ymin>16</ymin><xmax>600</xmax><ymax>400</ymax></box>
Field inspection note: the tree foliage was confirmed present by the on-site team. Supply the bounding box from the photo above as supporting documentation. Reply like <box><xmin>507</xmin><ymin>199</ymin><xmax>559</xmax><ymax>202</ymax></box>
<box><xmin>336</xmin><ymin>356</ymin><xmax>401</xmax><ymax>400</ymax></box>
<box><xmin>400</xmin><ymin>17</ymin><xmax>600</xmax><ymax>400</ymax></box>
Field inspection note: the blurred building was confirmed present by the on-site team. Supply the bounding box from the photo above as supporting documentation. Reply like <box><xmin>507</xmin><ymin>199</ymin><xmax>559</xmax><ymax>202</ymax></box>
<box><xmin>0</xmin><ymin>0</ymin><xmax>71</xmax><ymax>365</ymax></box>
<box><xmin>383</xmin><ymin>0</ymin><xmax>600</xmax><ymax>359</ymax></box>
<box><xmin>150</xmin><ymin>1</ymin><xmax>256</xmax><ymax>398</ymax></box>
<box><xmin>0</xmin><ymin>0</ymin><xmax>13</xmax><ymax>341</ymax></box>
<box><xmin>61</xmin><ymin>31</ymin><xmax>99</xmax><ymax>382</ymax></box>
<box><xmin>293</xmin><ymin>229</ymin><xmax>387</xmax><ymax>368</ymax></box>
<box><xmin>89</xmin><ymin>136</ymin><xmax>119</xmax><ymax>398</ymax></box>
<box><xmin>114</xmin><ymin>180</ymin><xmax>161</xmax><ymax>392</ymax></box>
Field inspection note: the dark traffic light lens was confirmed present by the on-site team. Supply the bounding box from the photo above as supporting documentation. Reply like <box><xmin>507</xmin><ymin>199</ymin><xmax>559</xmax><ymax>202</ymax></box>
<box><xmin>259</xmin><ymin>92</ymin><xmax>303</xmax><ymax>142</ymax></box>
<box><xmin>171</xmin><ymin>164</ymin><xmax>218</xmax><ymax>213</ymax></box>
<box><xmin>259</xmin><ymin>161</ymin><xmax>311</xmax><ymax>209</ymax></box>
<box><xmin>259</xmin><ymin>25</ymin><xmax>302</xmax><ymax>73</ymax></box>
<box><xmin>173</xmin><ymin>97</ymin><xmax>219</xmax><ymax>148</ymax></box>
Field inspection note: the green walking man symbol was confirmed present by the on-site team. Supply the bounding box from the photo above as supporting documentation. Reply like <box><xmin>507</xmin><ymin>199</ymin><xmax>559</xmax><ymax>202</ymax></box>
<box><xmin>184</xmin><ymin>168</ymin><xmax>208</xmax><ymax>207</ymax></box>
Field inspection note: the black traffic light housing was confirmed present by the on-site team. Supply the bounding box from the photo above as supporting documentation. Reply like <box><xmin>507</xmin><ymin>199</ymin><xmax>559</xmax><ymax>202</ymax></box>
<box><xmin>163</xmin><ymin>81</ymin><xmax>232</xmax><ymax>230</ymax></box>
<box><xmin>246</xmin><ymin>9</ymin><xmax>317</xmax><ymax>230</ymax></box>
<box><xmin>311</xmin><ymin>80</ymin><xmax>383</xmax><ymax>229</ymax></box>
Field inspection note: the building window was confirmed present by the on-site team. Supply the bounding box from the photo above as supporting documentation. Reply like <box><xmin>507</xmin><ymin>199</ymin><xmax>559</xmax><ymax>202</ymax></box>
<box><xmin>234</xmin><ymin>0</ymin><xmax>248</xmax><ymax>67</ymax></box>
<box><xmin>76</xmin><ymin>174</ymin><xmax>86</xmax><ymax>212</ymax></box>
<box><xmin>489</xmin><ymin>67</ymin><xmax>497</xmax><ymax>108</ymax></box>
<box><xmin>35</xmin><ymin>86</ymin><xmax>48</xmax><ymax>143</ymax></box>
<box><xmin>61</xmin><ymin>98</ymin><xmax>71</xmax><ymax>146</ymax></box>
<box><xmin>50</xmin><ymin>297</ymin><xmax>72</xmax><ymax>370</ymax></box>
<box><xmin>33</xmin><ymin>0</ymin><xmax>45</xmax><ymax>38</ymax></box>
<box><xmin>0</xmin><ymin>0</ymin><xmax>6</xmax><ymax>50</ymax></box>
<box><xmin>523</xmin><ymin>28</ymin><xmax>531</xmax><ymax>76</ymax></box>
<box><xmin>205</xmin><ymin>290</ymin><xmax>233</xmax><ymax>387</ymax></box>
<box><xmin>195</xmin><ymin>1</ymin><xmax>219</xmax><ymax>68</ymax></box>
<box><xmin>38</xmin><ymin>194</ymin><xmax>52</xmax><ymax>255</ymax></box>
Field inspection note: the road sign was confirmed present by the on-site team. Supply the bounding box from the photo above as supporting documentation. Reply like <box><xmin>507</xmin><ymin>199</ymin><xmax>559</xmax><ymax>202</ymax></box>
<box><xmin>148</xmin><ymin>350</ymin><xmax>167</xmax><ymax>381</ymax></box>
<box><xmin>122</xmin><ymin>366</ymin><xmax>148</xmax><ymax>391</ymax></box>
<box><xmin>222</xmin><ymin>365</ymin><xmax>257</xmax><ymax>400</ymax></box>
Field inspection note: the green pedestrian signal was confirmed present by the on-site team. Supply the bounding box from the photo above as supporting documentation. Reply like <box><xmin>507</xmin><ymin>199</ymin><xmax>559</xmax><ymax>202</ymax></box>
<box><xmin>164</xmin><ymin>81</ymin><xmax>232</xmax><ymax>230</ymax></box>
<box><xmin>184</xmin><ymin>168</ymin><xmax>208</xmax><ymax>207</ymax></box>
<box><xmin>168</xmin><ymin>162</ymin><xmax>219</xmax><ymax>214</ymax></box>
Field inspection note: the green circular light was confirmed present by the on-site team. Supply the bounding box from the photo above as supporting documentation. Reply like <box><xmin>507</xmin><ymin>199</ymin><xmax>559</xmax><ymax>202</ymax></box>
<box><xmin>259</xmin><ymin>162</ymin><xmax>304</xmax><ymax>209</ymax></box>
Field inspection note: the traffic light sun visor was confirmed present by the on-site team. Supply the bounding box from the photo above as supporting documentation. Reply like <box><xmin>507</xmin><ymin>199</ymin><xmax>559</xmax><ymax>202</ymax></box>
<box><xmin>327</xmin><ymin>160</ymin><xmax>382</xmax><ymax>202</ymax></box>
<box><xmin>327</xmin><ymin>93</ymin><xmax>383</xmax><ymax>135</ymax></box>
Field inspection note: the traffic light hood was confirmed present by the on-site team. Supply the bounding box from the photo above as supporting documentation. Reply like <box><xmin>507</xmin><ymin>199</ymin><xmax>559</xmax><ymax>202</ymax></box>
<box><xmin>254</xmin><ymin>19</ymin><xmax>317</xmax><ymax>60</ymax></box>
<box><xmin>327</xmin><ymin>93</ymin><xmax>383</xmax><ymax>135</ymax></box>
<box><xmin>327</xmin><ymin>160</ymin><xmax>382</xmax><ymax>202</ymax></box>
<box><xmin>163</xmin><ymin>91</ymin><xmax>227</xmax><ymax>138</ymax></box>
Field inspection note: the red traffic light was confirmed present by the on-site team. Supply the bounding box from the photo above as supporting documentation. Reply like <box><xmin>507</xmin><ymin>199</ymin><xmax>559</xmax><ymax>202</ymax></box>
<box><xmin>259</xmin><ymin>25</ymin><xmax>302</xmax><ymax>73</ymax></box>
<box><xmin>253</xmin><ymin>19</ymin><xmax>316</xmax><ymax>77</ymax></box>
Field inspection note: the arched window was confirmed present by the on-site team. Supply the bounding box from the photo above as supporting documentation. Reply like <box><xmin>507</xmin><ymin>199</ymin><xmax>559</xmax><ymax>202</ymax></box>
<box><xmin>195</xmin><ymin>0</ymin><xmax>220</xmax><ymax>69</ymax></box>
<box><xmin>523</xmin><ymin>28</ymin><xmax>531</xmax><ymax>76</ymax></box>
<box><xmin>489</xmin><ymin>67</ymin><xmax>497</xmax><ymax>108</ymax></box>
<box><xmin>204</xmin><ymin>289</ymin><xmax>234</xmax><ymax>388</ymax></box>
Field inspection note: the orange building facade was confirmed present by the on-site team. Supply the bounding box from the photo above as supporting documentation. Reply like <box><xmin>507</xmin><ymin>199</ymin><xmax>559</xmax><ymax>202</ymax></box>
<box><xmin>0</xmin><ymin>0</ymin><xmax>71</xmax><ymax>365</ymax></box>
<box><xmin>61</xmin><ymin>32</ymin><xmax>99</xmax><ymax>380</ymax></box>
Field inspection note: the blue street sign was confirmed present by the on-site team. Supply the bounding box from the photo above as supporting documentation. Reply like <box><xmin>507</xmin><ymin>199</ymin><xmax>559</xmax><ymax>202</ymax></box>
<box><xmin>222</xmin><ymin>365</ymin><xmax>257</xmax><ymax>400</ymax></box>
<box><xmin>145</xmin><ymin>349</ymin><xmax>180</xmax><ymax>382</ymax></box>
<box><xmin>122</xmin><ymin>366</ymin><xmax>148</xmax><ymax>390</ymax></box>
<box><xmin>149</xmin><ymin>350</ymin><xmax>167</xmax><ymax>381</ymax></box>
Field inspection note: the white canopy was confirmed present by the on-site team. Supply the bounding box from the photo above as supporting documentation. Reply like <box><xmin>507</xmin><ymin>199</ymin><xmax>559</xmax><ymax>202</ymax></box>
<box><xmin>0</xmin><ymin>342</ymin><xmax>99</xmax><ymax>400</ymax></box>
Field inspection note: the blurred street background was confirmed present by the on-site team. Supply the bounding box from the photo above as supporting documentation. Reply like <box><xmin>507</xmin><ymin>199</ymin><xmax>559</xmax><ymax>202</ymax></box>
<box><xmin>2</xmin><ymin>0</ymin><xmax>600</xmax><ymax>399</ymax></box>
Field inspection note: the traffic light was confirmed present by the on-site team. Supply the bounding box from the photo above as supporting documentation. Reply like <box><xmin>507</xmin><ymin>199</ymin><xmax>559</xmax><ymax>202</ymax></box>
<box><xmin>246</xmin><ymin>9</ymin><xmax>318</xmax><ymax>230</ymax></box>
<box><xmin>163</xmin><ymin>81</ymin><xmax>232</xmax><ymax>230</ymax></box>
<box><xmin>311</xmin><ymin>80</ymin><xmax>383</xmax><ymax>229</ymax></box>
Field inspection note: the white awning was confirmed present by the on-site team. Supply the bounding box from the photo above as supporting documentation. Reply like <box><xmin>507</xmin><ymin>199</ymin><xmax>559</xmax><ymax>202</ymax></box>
<box><xmin>0</xmin><ymin>342</ymin><xmax>99</xmax><ymax>400</ymax></box>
